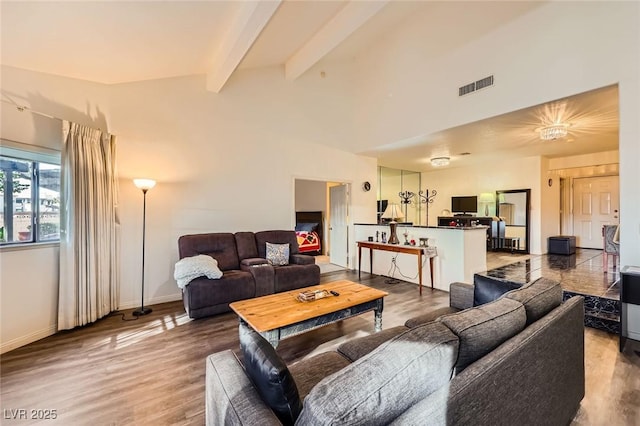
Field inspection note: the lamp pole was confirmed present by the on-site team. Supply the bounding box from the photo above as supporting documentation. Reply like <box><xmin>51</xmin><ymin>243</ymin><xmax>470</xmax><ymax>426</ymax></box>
<box><xmin>133</xmin><ymin>179</ymin><xmax>156</xmax><ymax>316</ymax></box>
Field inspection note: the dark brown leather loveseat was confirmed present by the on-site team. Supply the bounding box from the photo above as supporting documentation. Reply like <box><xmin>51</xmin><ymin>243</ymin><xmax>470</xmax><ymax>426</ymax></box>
<box><xmin>177</xmin><ymin>230</ymin><xmax>320</xmax><ymax>319</ymax></box>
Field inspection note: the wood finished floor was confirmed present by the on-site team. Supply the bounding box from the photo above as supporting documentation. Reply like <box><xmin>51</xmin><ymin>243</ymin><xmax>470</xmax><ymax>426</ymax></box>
<box><xmin>1</xmin><ymin>268</ymin><xmax>639</xmax><ymax>425</ymax></box>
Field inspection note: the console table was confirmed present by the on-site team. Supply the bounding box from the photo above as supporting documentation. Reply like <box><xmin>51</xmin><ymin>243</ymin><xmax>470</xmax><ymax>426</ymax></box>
<box><xmin>357</xmin><ymin>241</ymin><xmax>436</xmax><ymax>295</ymax></box>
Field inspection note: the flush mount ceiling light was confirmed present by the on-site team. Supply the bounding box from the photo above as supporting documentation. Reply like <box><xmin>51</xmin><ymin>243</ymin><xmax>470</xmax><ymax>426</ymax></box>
<box><xmin>430</xmin><ymin>157</ymin><xmax>450</xmax><ymax>167</ymax></box>
<box><xmin>539</xmin><ymin>123</ymin><xmax>569</xmax><ymax>141</ymax></box>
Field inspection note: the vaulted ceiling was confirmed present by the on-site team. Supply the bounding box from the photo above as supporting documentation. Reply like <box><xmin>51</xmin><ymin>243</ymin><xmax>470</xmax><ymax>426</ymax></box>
<box><xmin>0</xmin><ymin>1</ymin><xmax>619</xmax><ymax>171</ymax></box>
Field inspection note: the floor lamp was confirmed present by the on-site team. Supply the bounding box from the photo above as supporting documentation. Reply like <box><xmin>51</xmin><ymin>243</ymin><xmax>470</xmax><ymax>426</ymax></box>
<box><xmin>133</xmin><ymin>178</ymin><xmax>156</xmax><ymax>316</ymax></box>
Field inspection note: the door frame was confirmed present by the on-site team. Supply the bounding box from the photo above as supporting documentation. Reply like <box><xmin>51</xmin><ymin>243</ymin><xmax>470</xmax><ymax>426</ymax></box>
<box><xmin>293</xmin><ymin>177</ymin><xmax>352</xmax><ymax>266</ymax></box>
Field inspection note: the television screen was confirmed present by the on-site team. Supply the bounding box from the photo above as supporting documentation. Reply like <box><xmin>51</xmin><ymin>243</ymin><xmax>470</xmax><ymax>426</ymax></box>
<box><xmin>451</xmin><ymin>196</ymin><xmax>478</xmax><ymax>214</ymax></box>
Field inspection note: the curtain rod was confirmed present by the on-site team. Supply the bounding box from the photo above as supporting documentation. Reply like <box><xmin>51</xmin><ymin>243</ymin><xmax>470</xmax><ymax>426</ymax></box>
<box><xmin>1</xmin><ymin>99</ymin><xmax>105</xmax><ymax>133</ymax></box>
<box><xmin>1</xmin><ymin>99</ymin><xmax>60</xmax><ymax>121</ymax></box>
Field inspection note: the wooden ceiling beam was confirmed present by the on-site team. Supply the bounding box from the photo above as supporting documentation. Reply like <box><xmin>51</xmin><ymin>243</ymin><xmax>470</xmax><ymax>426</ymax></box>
<box><xmin>206</xmin><ymin>0</ymin><xmax>281</xmax><ymax>93</ymax></box>
<box><xmin>285</xmin><ymin>0</ymin><xmax>389</xmax><ymax>81</ymax></box>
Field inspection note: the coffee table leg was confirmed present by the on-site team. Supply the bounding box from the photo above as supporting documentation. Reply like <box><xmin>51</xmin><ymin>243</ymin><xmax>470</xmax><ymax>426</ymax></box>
<box><xmin>239</xmin><ymin>320</ymin><xmax>280</xmax><ymax>348</ymax></box>
<box><xmin>374</xmin><ymin>298</ymin><xmax>384</xmax><ymax>332</ymax></box>
<box><xmin>262</xmin><ymin>330</ymin><xmax>280</xmax><ymax>348</ymax></box>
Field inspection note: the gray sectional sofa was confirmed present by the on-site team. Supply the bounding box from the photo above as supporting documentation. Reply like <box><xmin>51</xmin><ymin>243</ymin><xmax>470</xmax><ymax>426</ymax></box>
<box><xmin>205</xmin><ymin>277</ymin><xmax>585</xmax><ymax>425</ymax></box>
<box><xmin>178</xmin><ymin>230</ymin><xmax>320</xmax><ymax>319</ymax></box>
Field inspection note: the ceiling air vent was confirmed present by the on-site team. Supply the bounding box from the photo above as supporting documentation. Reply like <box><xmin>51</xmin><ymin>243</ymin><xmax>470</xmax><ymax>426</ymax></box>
<box><xmin>475</xmin><ymin>75</ymin><xmax>494</xmax><ymax>90</ymax></box>
<box><xmin>459</xmin><ymin>82</ymin><xmax>475</xmax><ymax>97</ymax></box>
<box><xmin>458</xmin><ymin>75</ymin><xmax>494</xmax><ymax>96</ymax></box>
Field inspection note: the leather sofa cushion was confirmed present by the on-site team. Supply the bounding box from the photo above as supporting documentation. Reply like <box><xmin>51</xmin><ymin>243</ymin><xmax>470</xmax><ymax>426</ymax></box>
<box><xmin>297</xmin><ymin>322</ymin><xmax>459</xmax><ymax>425</ymax></box>
<box><xmin>178</xmin><ymin>233</ymin><xmax>240</xmax><ymax>271</ymax></box>
<box><xmin>235</xmin><ymin>231</ymin><xmax>259</xmax><ymax>260</ymax></box>
<box><xmin>255</xmin><ymin>230</ymin><xmax>300</xmax><ymax>256</ymax></box>
<box><xmin>184</xmin><ymin>270</ymin><xmax>255</xmax><ymax>309</ymax></box>
<box><xmin>473</xmin><ymin>274</ymin><xmax>524</xmax><ymax>306</ymax></box>
<box><xmin>438</xmin><ymin>298</ymin><xmax>526</xmax><ymax>372</ymax></box>
<box><xmin>239</xmin><ymin>326</ymin><xmax>302</xmax><ymax>426</ymax></box>
<box><xmin>504</xmin><ymin>277</ymin><xmax>562</xmax><ymax>325</ymax></box>
<box><xmin>274</xmin><ymin>264</ymin><xmax>320</xmax><ymax>292</ymax></box>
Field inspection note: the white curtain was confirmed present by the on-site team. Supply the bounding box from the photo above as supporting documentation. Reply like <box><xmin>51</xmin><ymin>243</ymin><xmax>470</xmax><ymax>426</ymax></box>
<box><xmin>58</xmin><ymin>121</ymin><xmax>120</xmax><ymax>330</ymax></box>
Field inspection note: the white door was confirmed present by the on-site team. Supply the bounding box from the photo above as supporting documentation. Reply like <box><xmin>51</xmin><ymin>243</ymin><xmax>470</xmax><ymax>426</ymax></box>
<box><xmin>572</xmin><ymin>176</ymin><xmax>620</xmax><ymax>248</ymax></box>
<box><xmin>329</xmin><ymin>184</ymin><xmax>349</xmax><ymax>268</ymax></box>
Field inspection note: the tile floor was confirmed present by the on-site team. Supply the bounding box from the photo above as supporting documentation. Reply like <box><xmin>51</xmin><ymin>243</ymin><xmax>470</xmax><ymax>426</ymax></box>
<box><xmin>485</xmin><ymin>249</ymin><xmax>619</xmax><ymax>300</ymax></box>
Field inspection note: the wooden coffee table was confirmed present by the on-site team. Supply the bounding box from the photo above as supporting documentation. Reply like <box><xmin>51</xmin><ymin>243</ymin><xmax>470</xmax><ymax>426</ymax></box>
<box><xmin>229</xmin><ymin>280</ymin><xmax>388</xmax><ymax>347</ymax></box>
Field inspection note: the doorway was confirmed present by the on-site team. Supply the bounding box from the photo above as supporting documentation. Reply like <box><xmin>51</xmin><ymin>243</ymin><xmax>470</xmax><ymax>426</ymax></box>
<box><xmin>329</xmin><ymin>184</ymin><xmax>349</xmax><ymax>268</ymax></box>
<box><xmin>294</xmin><ymin>179</ymin><xmax>349</xmax><ymax>271</ymax></box>
<box><xmin>572</xmin><ymin>176</ymin><xmax>620</xmax><ymax>249</ymax></box>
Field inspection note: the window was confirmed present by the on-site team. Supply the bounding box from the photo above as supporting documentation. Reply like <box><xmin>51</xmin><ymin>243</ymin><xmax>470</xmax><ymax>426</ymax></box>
<box><xmin>0</xmin><ymin>143</ymin><xmax>61</xmax><ymax>245</ymax></box>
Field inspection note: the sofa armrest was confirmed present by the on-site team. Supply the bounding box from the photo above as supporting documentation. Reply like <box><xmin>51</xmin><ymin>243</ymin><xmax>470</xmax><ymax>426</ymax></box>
<box><xmin>240</xmin><ymin>262</ymin><xmax>274</xmax><ymax>297</ymax></box>
<box><xmin>241</xmin><ymin>257</ymin><xmax>269</xmax><ymax>267</ymax></box>
<box><xmin>449</xmin><ymin>282</ymin><xmax>474</xmax><ymax>310</ymax></box>
<box><xmin>206</xmin><ymin>350</ymin><xmax>281</xmax><ymax>426</ymax></box>
<box><xmin>290</xmin><ymin>254</ymin><xmax>315</xmax><ymax>265</ymax></box>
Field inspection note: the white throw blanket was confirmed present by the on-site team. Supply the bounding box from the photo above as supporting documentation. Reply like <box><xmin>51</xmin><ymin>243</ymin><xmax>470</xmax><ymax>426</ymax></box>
<box><xmin>174</xmin><ymin>255</ymin><xmax>223</xmax><ymax>289</ymax></box>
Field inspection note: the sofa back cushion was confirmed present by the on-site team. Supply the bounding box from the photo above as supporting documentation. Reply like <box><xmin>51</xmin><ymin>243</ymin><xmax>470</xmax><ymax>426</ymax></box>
<box><xmin>503</xmin><ymin>277</ymin><xmax>563</xmax><ymax>325</ymax></box>
<box><xmin>239</xmin><ymin>326</ymin><xmax>302</xmax><ymax>426</ymax></box>
<box><xmin>473</xmin><ymin>274</ymin><xmax>524</xmax><ymax>306</ymax></box>
<box><xmin>438</xmin><ymin>298</ymin><xmax>526</xmax><ymax>372</ymax></box>
<box><xmin>297</xmin><ymin>322</ymin><xmax>459</xmax><ymax>425</ymax></box>
<box><xmin>255</xmin><ymin>230</ymin><xmax>300</xmax><ymax>257</ymax></box>
<box><xmin>235</xmin><ymin>231</ymin><xmax>259</xmax><ymax>260</ymax></box>
<box><xmin>178</xmin><ymin>233</ymin><xmax>240</xmax><ymax>271</ymax></box>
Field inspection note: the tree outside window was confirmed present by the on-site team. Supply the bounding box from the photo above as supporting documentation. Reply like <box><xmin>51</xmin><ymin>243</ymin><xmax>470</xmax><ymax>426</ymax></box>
<box><xmin>0</xmin><ymin>155</ymin><xmax>60</xmax><ymax>244</ymax></box>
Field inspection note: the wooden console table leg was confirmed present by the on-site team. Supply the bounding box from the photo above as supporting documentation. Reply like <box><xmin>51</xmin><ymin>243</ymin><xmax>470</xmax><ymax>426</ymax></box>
<box><xmin>418</xmin><ymin>251</ymin><xmax>423</xmax><ymax>295</ymax></box>
<box><xmin>358</xmin><ymin>245</ymin><xmax>362</xmax><ymax>280</ymax></box>
<box><xmin>429</xmin><ymin>257</ymin><xmax>435</xmax><ymax>289</ymax></box>
<box><xmin>369</xmin><ymin>248</ymin><xmax>373</xmax><ymax>277</ymax></box>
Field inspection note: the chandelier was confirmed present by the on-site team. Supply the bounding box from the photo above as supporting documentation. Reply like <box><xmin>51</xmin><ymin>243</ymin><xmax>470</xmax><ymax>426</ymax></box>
<box><xmin>430</xmin><ymin>157</ymin><xmax>450</xmax><ymax>167</ymax></box>
<box><xmin>539</xmin><ymin>124</ymin><xmax>568</xmax><ymax>141</ymax></box>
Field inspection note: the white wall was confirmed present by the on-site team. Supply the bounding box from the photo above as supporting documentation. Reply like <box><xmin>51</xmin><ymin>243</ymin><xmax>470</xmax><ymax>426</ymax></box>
<box><xmin>295</xmin><ymin>180</ymin><xmax>327</xmax><ymax>213</ymax></box>
<box><xmin>540</xmin><ymin>157</ymin><xmax>561</xmax><ymax>252</ymax></box>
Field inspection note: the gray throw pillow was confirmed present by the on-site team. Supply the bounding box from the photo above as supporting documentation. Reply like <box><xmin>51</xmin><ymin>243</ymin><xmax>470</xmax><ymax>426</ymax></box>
<box><xmin>266</xmin><ymin>242</ymin><xmax>290</xmax><ymax>266</ymax></box>
<box><xmin>297</xmin><ymin>322</ymin><xmax>459</xmax><ymax>425</ymax></box>
<box><xmin>503</xmin><ymin>277</ymin><xmax>562</xmax><ymax>324</ymax></box>
<box><xmin>438</xmin><ymin>297</ymin><xmax>526</xmax><ymax>372</ymax></box>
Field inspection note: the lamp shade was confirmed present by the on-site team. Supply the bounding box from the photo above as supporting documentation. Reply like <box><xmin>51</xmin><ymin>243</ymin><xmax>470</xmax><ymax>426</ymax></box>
<box><xmin>381</xmin><ymin>204</ymin><xmax>404</xmax><ymax>220</ymax></box>
<box><xmin>133</xmin><ymin>179</ymin><xmax>156</xmax><ymax>191</ymax></box>
<box><xmin>479</xmin><ymin>192</ymin><xmax>495</xmax><ymax>202</ymax></box>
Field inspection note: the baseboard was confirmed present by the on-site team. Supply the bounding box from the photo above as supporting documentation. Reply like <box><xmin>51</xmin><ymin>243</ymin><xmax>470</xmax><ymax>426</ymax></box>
<box><xmin>118</xmin><ymin>293</ymin><xmax>183</xmax><ymax>310</ymax></box>
<box><xmin>627</xmin><ymin>330</ymin><xmax>640</xmax><ymax>341</ymax></box>
<box><xmin>1</xmin><ymin>324</ymin><xmax>57</xmax><ymax>355</ymax></box>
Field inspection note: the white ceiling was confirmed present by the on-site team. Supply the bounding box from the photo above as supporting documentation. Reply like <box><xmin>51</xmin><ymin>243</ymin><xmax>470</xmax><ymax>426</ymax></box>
<box><xmin>364</xmin><ymin>84</ymin><xmax>620</xmax><ymax>172</ymax></box>
<box><xmin>0</xmin><ymin>0</ymin><xmax>619</xmax><ymax>170</ymax></box>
